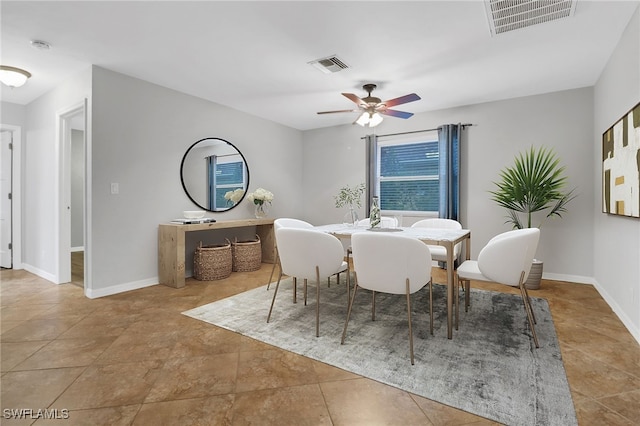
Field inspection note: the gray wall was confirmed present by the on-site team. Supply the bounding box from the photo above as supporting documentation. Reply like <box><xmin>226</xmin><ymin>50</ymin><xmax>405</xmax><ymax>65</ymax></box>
<box><xmin>303</xmin><ymin>88</ymin><xmax>594</xmax><ymax>283</ymax></box>
<box><xmin>593</xmin><ymin>7</ymin><xmax>640</xmax><ymax>340</ymax></box>
<box><xmin>0</xmin><ymin>102</ymin><xmax>26</xmax><ymax>127</ymax></box>
<box><xmin>89</xmin><ymin>66</ymin><xmax>303</xmax><ymax>294</ymax></box>
<box><xmin>21</xmin><ymin>68</ymin><xmax>91</xmax><ymax>282</ymax></box>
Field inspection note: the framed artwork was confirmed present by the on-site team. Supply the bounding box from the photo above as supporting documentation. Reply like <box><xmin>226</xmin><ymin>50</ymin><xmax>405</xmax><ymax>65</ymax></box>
<box><xmin>602</xmin><ymin>101</ymin><xmax>640</xmax><ymax>218</ymax></box>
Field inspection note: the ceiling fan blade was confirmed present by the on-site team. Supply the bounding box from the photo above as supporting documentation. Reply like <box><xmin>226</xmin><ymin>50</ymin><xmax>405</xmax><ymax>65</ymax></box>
<box><xmin>380</xmin><ymin>109</ymin><xmax>414</xmax><ymax>119</ymax></box>
<box><xmin>342</xmin><ymin>92</ymin><xmax>366</xmax><ymax>106</ymax></box>
<box><xmin>382</xmin><ymin>93</ymin><xmax>421</xmax><ymax>108</ymax></box>
<box><xmin>317</xmin><ymin>109</ymin><xmax>358</xmax><ymax>115</ymax></box>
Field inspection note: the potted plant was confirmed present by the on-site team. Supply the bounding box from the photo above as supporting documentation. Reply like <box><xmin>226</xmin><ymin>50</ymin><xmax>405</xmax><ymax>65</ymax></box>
<box><xmin>334</xmin><ymin>183</ymin><xmax>366</xmax><ymax>226</ymax></box>
<box><xmin>489</xmin><ymin>146</ymin><xmax>577</xmax><ymax>289</ymax></box>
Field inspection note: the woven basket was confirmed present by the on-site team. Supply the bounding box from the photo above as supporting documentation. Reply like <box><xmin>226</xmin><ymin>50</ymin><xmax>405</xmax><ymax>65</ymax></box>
<box><xmin>232</xmin><ymin>235</ymin><xmax>262</xmax><ymax>272</ymax></box>
<box><xmin>194</xmin><ymin>239</ymin><xmax>232</xmax><ymax>280</ymax></box>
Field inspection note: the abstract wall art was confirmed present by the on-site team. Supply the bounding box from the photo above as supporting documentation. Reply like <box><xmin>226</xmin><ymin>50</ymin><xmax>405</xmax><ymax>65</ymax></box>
<box><xmin>602</xmin><ymin>101</ymin><xmax>640</xmax><ymax>218</ymax></box>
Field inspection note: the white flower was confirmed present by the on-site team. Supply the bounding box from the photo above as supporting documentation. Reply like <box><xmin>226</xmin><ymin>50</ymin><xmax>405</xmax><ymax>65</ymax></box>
<box><xmin>224</xmin><ymin>188</ymin><xmax>245</xmax><ymax>205</ymax></box>
<box><xmin>247</xmin><ymin>188</ymin><xmax>274</xmax><ymax>205</ymax></box>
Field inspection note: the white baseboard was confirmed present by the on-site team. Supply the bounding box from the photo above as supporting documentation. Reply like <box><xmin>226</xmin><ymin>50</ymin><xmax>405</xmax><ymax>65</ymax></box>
<box><xmin>22</xmin><ymin>263</ymin><xmax>58</xmax><ymax>284</ymax></box>
<box><xmin>542</xmin><ymin>272</ymin><xmax>596</xmax><ymax>285</ymax></box>
<box><xmin>71</xmin><ymin>246</ymin><xmax>85</xmax><ymax>252</ymax></box>
<box><xmin>541</xmin><ymin>272</ymin><xmax>638</xmax><ymax>344</ymax></box>
<box><xmin>84</xmin><ymin>277</ymin><xmax>159</xmax><ymax>299</ymax></box>
<box><xmin>592</xmin><ymin>279</ymin><xmax>640</xmax><ymax>345</ymax></box>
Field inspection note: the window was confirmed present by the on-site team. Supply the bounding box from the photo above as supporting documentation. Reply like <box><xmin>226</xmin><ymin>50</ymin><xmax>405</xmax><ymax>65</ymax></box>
<box><xmin>371</xmin><ymin>132</ymin><xmax>440</xmax><ymax>214</ymax></box>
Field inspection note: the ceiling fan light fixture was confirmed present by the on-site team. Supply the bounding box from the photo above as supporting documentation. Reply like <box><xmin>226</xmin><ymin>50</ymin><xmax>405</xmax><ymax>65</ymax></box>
<box><xmin>369</xmin><ymin>112</ymin><xmax>383</xmax><ymax>127</ymax></box>
<box><xmin>356</xmin><ymin>112</ymin><xmax>370</xmax><ymax>126</ymax></box>
<box><xmin>356</xmin><ymin>111</ymin><xmax>384</xmax><ymax>127</ymax></box>
<box><xmin>318</xmin><ymin>83</ymin><xmax>416</xmax><ymax>126</ymax></box>
<box><xmin>0</xmin><ymin>65</ymin><xmax>32</xmax><ymax>88</ymax></box>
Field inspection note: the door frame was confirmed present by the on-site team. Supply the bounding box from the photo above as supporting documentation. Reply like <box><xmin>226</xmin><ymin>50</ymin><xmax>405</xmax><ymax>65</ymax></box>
<box><xmin>56</xmin><ymin>100</ymin><xmax>87</xmax><ymax>286</ymax></box>
<box><xmin>0</xmin><ymin>124</ymin><xmax>22</xmax><ymax>269</ymax></box>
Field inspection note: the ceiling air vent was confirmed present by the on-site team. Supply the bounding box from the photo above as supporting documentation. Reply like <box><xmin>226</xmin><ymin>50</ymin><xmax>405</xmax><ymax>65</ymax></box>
<box><xmin>484</xmin><ymin>0</ymin><xmax>577</xmax><ymax>36</ymax></box>
<box><xmin>308</xmin><ymin>55</ymin><xmax>350</xmax><ymax>74</ymax></box>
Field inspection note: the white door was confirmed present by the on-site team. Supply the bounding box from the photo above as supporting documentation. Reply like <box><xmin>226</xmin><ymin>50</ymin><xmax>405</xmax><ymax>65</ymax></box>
<box><xmin>0</xmin><ymin>130</ymin><xmax>12</xmax><ymax>268</ymax></box>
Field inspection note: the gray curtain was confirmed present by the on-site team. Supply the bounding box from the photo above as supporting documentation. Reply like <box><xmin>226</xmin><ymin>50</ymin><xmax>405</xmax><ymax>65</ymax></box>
<box><xmin>437</xmin><ymin>124</ymin><xmax>461</xmax><ymax>221</ymax></box>
<box><xmin>365</xmin><ymin>134</ymin><xmax>378</xmax><ymax>217</ymax></box>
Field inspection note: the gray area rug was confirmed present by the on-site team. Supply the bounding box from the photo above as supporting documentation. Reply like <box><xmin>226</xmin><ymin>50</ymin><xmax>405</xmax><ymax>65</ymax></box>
<box><xmin>183</xmin><ymin>276</ymin><xmax>577</xmax><ymax>425</ymax></box>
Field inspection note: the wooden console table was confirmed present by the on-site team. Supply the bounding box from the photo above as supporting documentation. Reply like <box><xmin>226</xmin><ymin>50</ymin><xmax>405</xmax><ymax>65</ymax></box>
<box><xmin>158</xmin><ymin>218</ymin><xmax>275</xmax><ymax>288</ymax></box>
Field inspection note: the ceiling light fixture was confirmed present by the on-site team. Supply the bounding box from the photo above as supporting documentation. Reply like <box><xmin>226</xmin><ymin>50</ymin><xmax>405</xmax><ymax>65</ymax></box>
<box><xmin>0</xmin><ymin>65</ymin><xmax>32</xmax><ymax>88</ymax></box>
<box><xmin>356</xmin><ymin>110</ymin><xmax>383</xmax><ymax>128</ymax></box>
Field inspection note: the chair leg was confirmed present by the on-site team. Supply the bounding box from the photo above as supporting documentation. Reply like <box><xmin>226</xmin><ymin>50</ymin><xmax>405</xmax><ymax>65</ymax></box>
<box><xmin>267</xmin><ymin>271</ymin><xmax>284</xmax><ymax>323</ymax></box>
<box><xmin>346</xmin><ymin>266</ymin><xmax>351</xmax><ymax>307</ymax></box>
<box><xmin>518</xmin><ymin>276</ymin><xmax>539</xmax><ymax>348</ymax></box>
<box><xmin>429</xmin><ymin>279</ymin><xmax>434</xmax><ymax>335</ymax></box>
<box><xmin>267</xmin><ymin>248</ymin><xmax>280</xmax><ymax>290</ymax></box>
<box><xmin>464</xmin><ymin>279</ymin><xmax>470</xmax><ymax>312</ymax></box>
<box><xmin>341</xmin><ymin>281</ymin><xmax>360</xmax><ymax>344</ymax></box>
<box><xmin>455</xmin><ymin>274</ymin><xmax>460</xmax><ymax>331</ymax></box>
<box><xmin>315</xmin><ymin>266</ymin><xmax>321</xmax><ymax>337</ymax></box>
<box><xmin>293</xmin><ymin>277</ymin><xmax>297</xmax><ymax>304</ymax></box>
<box><xmin>372</xmin><ymin>290</ymin><xmax>376</xmax><ymax>321</ymax></box>
<box><xmin>406</xmin><ymin>278</ymin><xmax>415</xmax><ymax>365</ymax></box>
<box><xmin>303</xmin><ymin>279</ymin><xmax>308</xmax><ymax>306</ymax></box>
<box><xmin>521</xmin><ymin>282</ymin><xmax>537</xmax><ymax>324</ymax></box>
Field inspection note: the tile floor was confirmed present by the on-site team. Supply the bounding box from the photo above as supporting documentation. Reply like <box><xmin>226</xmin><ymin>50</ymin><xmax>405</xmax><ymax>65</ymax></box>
<box><xmin>1</xmin><ymin>264</ymin><xmax>639</xmax><ymax>425</ymax></box>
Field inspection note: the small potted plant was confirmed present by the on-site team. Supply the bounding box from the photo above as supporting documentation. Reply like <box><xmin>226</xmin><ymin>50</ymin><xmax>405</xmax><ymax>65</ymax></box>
<box><xmin>489</xmin><ymin>146</ymin><xmax>576</xmax><ymax>289</ymax></box>
<box><xmin>334</xmin><ymin>183</ymin><xmax>365</xmax><ymax>226</ymax></box>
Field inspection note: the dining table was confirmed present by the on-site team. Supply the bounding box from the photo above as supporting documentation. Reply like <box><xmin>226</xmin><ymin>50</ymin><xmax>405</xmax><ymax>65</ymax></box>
<box><xmin>314</xmin><ymin>223</ymin><xmax>471</xmax><ymax>339</ymax></box>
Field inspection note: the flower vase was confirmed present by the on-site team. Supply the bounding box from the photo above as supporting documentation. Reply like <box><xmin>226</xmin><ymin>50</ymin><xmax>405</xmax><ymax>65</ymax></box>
<box><xmin>254</xmin><ymin>202</ymin><xmax>270</xmax><ymax>218</ymax></box>
<box><xmin>343</xmin><ymin>206</ymin><xmax>359</xmax><ymax>227</ymax></box>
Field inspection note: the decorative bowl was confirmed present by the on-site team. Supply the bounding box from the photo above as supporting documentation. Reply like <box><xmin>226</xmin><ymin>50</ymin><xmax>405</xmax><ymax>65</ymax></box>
<box><xmin>183</xmin><ymin>210</ymin><xmax>205</xmax><ymax>219</ymax></box>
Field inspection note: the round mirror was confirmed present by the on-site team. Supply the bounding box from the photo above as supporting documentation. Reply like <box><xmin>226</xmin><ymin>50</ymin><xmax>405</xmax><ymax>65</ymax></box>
<box><xmin>180</xmin><ymin>137</ymin><xmax>250</xmax><ymax>212</ymax></box>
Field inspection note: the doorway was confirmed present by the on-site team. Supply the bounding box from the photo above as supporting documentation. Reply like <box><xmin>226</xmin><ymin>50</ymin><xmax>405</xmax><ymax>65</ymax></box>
<box><xmin>70</xmin><ymin>125</ymin><xmax>85</xmax><ymax>287</ymax></box>
<box><xmin>0</xmin><ymin>125</ymin><xmax>21</xmax><ymax>270</ymax></box>
<box><xmin>1</xmin><ymin>130</ymin><xmax>13</xmax><ymax>268</ymax></box>
<box><xmin>58</xmin><ymin>102</ymin><xmax>87</xmax><ymax>288</ymax></box>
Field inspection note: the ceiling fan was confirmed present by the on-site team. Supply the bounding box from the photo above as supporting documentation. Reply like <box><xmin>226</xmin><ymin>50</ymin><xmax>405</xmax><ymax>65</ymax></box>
<box><xmin>317</xmin><ymin>83</ymin><xmax>421</xmax><ymax>127</ymax></box>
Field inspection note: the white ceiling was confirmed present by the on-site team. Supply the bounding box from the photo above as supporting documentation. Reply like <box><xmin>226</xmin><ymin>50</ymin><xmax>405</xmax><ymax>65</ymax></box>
<box><xmin>1</xmin><ymin>1</ymin><xmax>638</xmax><ymax>131</ymax></box>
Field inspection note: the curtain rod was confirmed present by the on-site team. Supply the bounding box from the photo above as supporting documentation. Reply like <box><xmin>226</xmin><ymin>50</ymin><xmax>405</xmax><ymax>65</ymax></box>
<box><xmin>360</xmin><ymin>123</ymin><xmax>473</xmax><ymax>139</ymax></box>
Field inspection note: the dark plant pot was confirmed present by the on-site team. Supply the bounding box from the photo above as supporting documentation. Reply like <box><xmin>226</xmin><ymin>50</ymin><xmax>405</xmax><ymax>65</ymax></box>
<box><xmin>525</xmin><ymin>259</ymin><xmax>543</xmax><ymax>290</ymax></box>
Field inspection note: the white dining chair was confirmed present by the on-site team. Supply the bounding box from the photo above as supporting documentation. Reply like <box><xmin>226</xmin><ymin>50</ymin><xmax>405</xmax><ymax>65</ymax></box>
<box><xmin>342</xmin><ymin>232</ymin><xmax>433</xmax><ymax>364</ymax></box>
<box><xmin>268</xmin><ymin>218</ymin><xmax>314</xmax><ymax>293</ymax></box>
<box><xmin>267</xmin><ymin>227</ymin><xmax>349</xmax><ymax>337</ymax></box>
<box><xmin>271</xmin><ymin>218</ymin><xmax>348</xmax><ymax>295</ymax></box>
<box><xmin>346</xmin><ymin>216</ymin><xmax>400</xmax><ymax>267</ymax></box>
<box><xmin>456</xmin><ymin>228</ymin><xmax>541</xmax><ymax>347</ymax></box>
